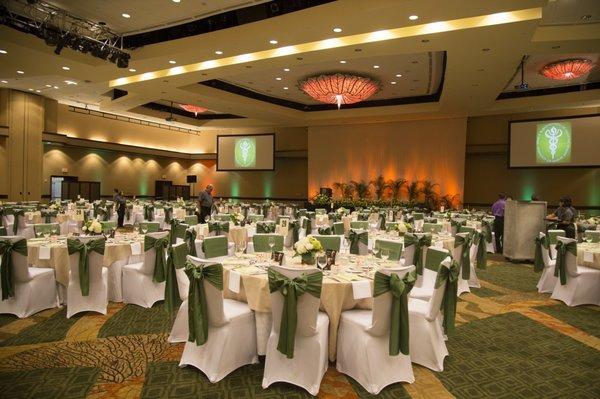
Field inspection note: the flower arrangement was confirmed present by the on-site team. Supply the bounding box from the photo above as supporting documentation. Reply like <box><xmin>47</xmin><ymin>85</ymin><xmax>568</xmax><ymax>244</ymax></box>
<box><xmin>82</xmin><ymin>219</ymin><xmax>103</xmax><ymax>235</ymax></box>
<box><xmin>293</xmin><ymin>235</ymin><xmax>324</xmax><ymax>265</ymax></box>
<box><xmin>336</xmin><ymin>207</ymin><xmax>348</xmax><ymax>216</ymax></box>
<box><xmin>395</xmin><ymin>222</ymin><xmax>413</xmax><ymax>235</ymax></box>
<box><xmin>230</xmin><ymin>211</ymin><xmax>245</xmax><ymax>226</ymax></box>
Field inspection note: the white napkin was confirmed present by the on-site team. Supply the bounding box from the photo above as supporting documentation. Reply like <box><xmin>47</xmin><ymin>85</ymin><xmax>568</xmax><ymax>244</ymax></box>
<box><xmin>434</xmin><ymin>240</ymin><xmax>444</xmax><ymax>249</ymax></box>
<box><xmin>130</xmin><ymin>242</ymin><xmax>142</xmax><ymax>255</ymax></box>
<box><xmin>38</xmin><ymin>246</ymin><xmax>51</xmax><ymax>260</ymax></box>
<box><xmin>229</xmin><ymin>270</ymin><xmax>241</xmax><ymax>293</ymax></box>
<box><xmin>176</xmin><ymin>237</ymin><xmax>184</xmax><ymax>245</ymax></box>
<box><xmin>352</xmin><ymin>280</ymin><xmax>372</xmax><ymax>300</ymax></box>
<box><xmin>584</xmin><ymin>251</ymin><xmax>594</xmax><ymax>262</ymax></box>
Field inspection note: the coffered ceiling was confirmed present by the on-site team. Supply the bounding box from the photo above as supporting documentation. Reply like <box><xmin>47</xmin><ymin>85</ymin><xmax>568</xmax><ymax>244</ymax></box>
<box><xmin>0</xmin><ymin>0</ymin><xmax>599</xmax><ymax>130</ymax></box>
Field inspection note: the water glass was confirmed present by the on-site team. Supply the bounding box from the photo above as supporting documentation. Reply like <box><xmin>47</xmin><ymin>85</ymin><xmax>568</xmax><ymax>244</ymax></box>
<box><xmin>381</xmin><ymin>248</ymin><xmax>390</xmax><ymax>264</ymax></box>
<box><xmin>317</xmin><ymin>255</ymin><xmax>327</xmax><ymax>270</ymax></box>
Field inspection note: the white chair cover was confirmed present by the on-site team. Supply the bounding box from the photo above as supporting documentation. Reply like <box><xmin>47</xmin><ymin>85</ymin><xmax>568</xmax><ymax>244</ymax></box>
<box><xmin>16</xmin><ymin>214</ymin><xmax>34</xmax><ymax>239</ymax></box>
<box><xmin>467</xmin><ymin>238</ymin><xmax>480</xmax><ymax>288</ymax></box>
<box><xmin>262</xmin><ymin>265</ymin><xmax>329</xmax><ymax>396</ymax></box>
<box><xmin>122</xmin><ymin>231</ymin><xmax>168</xmax><ymax>308</ymax></box>
<box><xmin>410</xmin><ymin>247</ymin><xmax>450</xmax><ymax>301</ymax></box>
<box><xmin>336</xmin><ymin>266</ymin><xmax>415</xmax><ymax>394</ymax></box>
<box><xmin>179</xmin><ymin>256</ymin><xmax>258</xmax><ymax>382</ymax></box>
<box><xmin>0</xmin><ymin>236</ymin><xmax>58</xmax><ymax>318</ymax></box>
<box><xmin>66</xmin><ymin>236</ymin><xmax>108</xmax><ymax>318</ymax></box>
<box><xmin>453</xmin><ymin>233</ymin><xmax>471</xmax><ymax>296</ymax></box>
<box><xmin>536</xmin><ymin>232</ymin><xmax>557</xmax><ymax>293</ymax></box>
<box><xmin>550</xmin><ymin>237</ymin><xmax>600</xmax><ymax>306</ymax></box>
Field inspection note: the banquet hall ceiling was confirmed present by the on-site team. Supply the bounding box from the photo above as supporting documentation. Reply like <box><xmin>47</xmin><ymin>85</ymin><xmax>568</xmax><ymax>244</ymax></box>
<box><xmin>0</xmin><ymin>0</ymin><xmax>599</xmax><ymax>130</ymax></box>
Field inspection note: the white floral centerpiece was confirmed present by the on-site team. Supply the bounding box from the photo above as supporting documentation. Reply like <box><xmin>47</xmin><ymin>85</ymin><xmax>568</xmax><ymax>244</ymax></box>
<box><xmin>293</xmin><ymin>235</ymin><xmax>324</xmax><ymax>265</ymax></box>
<box><xmin>82</xmin><ymin>219</ymin><xmax>103</xmax><ymax>235</ymax></box>
<box><xmin>336</xmin><ymin>207</ymin><xmax>348</xmax><ymax>216</ymax></box>
<box><xmin>230</xmin><ymin>211</ymin><xmax>245</xmax><ymax>226</ymax></box>
<box><xmin>395</xmin><ymin>222</ymin><xmax>412</xmax><ymax>236</ymax></box>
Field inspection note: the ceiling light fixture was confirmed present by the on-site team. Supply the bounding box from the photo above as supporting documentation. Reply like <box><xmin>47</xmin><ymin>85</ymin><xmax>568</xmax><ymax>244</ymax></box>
<box><xmin>28</xmin><ymin>88</ymin><xmax>33</xmax><ymax>91</ymax></box>
<box><xmin>1</xmin><ymin>80</ymin><xmax>8</xmax><ymax>84</ymax></box>
<box><xmin>409</xmin><ymin>15</ymin><xmax>419</xmax><ymax>20</ymax></box>
<box><xmin>540</xmin><ymin>58</ymin><xmax>595</xmax><ymax>80</ymax></box>
<box><xmin>269</xmin><ymin>39</ymin><xmax>278</xmax><ymax>44</ymax></box>
<box><xmin>169</xmin><ymin>60</ymin><xmax>176</xmax><ymax>64</ymax></box>
<box><xmin>395</xmin><ymin>74</ymin><xmax>402</xmax><ymax>77</ymax></box>
<box><xmin>53</xmin><ymin>86</ymin><xmax>59</xmax><ymax>89</ymax></box>
<box><xmin>0</xmin><ymin>49</ymin><xmax>6</xmax><ymax>54</ymax></box>
<box><xmin>17</xmin><ymin>70</ymin><xmax>24</xmax><ymax>74</ymax></box>
<box><xmin>340</xmin><ymin>60</ymin><xmax>346</xmax><ymax>64</ymax></box>
<box><xmin>45</xmin><ymin>84</ymin><xmax>52</xmax><ymax>87</ymax></box>
<box><xmin>65</xmin><ymin>80</ymin><xmax>77</xmax><ymax>85</ymax></box>
<box><xmin>35</xmin><ymin>89</ymin><xmax>41</xmax><ymax>93</ymax></box>
<box><xmin>276</xmin><ymin>77</ymin><xmax>282</xmax><ymax>80</ymax></box>
<box><xmin>122</xmin><ymin>13</ymin><xmax>131</xmax><ymax>18</ymax></box>
<box><xmin>283</xmin><ymin>87</ymin><xmax>289</xmax><ymax>90</ymax></box>
<box><xmin>333</xmin><ymin>27</ymin><xmax>342</xmax><ymax>33</ymax></box>
<box><xmin>129</xmin><ymin>68</ymin><xmax>136</xmax><ymax>72</ymax></box>
<box><xmin>172</xmin><ymin>0</ymin><xmax>181</xmax><ymax>2</ymax></box>
<box><xmin>62</xmin><ymin>66</ymin><xmax>70</xmax><ymax>70</ymax></box>
<box><xmin>179</xmin><ymin>103</ymin><xmax>208</xmax><ymax>116</ymax></box>
<box><xmin>299</xmin><ymin>73</ymin><xmax>380</xmax><ymax>109</ymax></box>
<box><xmin>284</xmin><ymin>68</ymin><xmax>290</xmax><ymax>72</ymax></box>
<box><xmin>215</xmin><ymin>50</ymin><xmax>223</xmax><ymax>55</ymax></box>
<box><xmin>373</xmin><ymin>65</ymin><xmax>380</xmax><ymax>69</ymax></box>
<box><xmin>390</xmin><ymin>81</ymin><xmax>397</xmax><ymax>84</ymax></box>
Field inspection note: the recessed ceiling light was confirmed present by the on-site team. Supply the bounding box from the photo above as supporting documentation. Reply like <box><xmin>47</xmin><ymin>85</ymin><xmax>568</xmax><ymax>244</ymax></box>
<box><xmin>1</xmin><ymin>80</ymin><xmax>7</xmax><ymax>84</ymax></box>
<box><xmin>333</xmin><ymin>27</ymin><xmax>342</xmax><ymax>33</ymax></box>
<box><xmin>412</xmin><ymin>60</ymin><xmax>418</xmax><ymax>64</ymax></box>
<box><xmin>28</xmin><ymin>88</ymin><xmax>33</xmax><ymax>91</ymax></box>
<box><xmin>373</xmin><ymin>65</ymin><xmax>379</xmax><ymax>69</ymax></box>
<box><xmin>53</xmin><ymin>86</ymin><xmax>59</xmax><ymax>89</ymax></box>
<box><xmin>409</xmin><ymin>15</ymin><xmax>419</xmax><ymax>20</ymax></box>
<box><xmin>269</xmin><ymin>39</ymin><xmax>278</xmax><ymax>44</ymax></box>
<box><xmin>354</xmin><ymin>48</ymin><xmax>362</xmax><ymax>52</ymax></box>
<box><xmin>172</xmin><ymin>0</ymin><xmax>181</xmax><ymax>2</ymax></box>
<box><xmin>275</xmin><ymin>77</ymin><xmax>282</xmax><ymax>80</ymax></box>
<box><xmin>390</xmin><ymin>81</ymin><xmax>397</xmax><ymax>84</ymax></box>
<box><xmin>129</xmin><ymin>68</ymin><xmax>136</xmax><ymax>72</ymax></box>
<box><xmin>283</xmin><ymin>68</ymin><xmax>290</xmax><ymax>72</ymax></box>
<box><xmin>35</xmin><ymin>89</ymin><xmax>41</xmax><ymax>93</ymax></box>
<box><xmin>214</xmin><ymin>50</ymin><xmax>223</xmax><ymax>55</ymax></box>
<box><xmin>17</xmin><ymin>70</ymin><xmax>24</xmax><ymax>74</ymax></box>
<box><xmin>62</xmin><ymin>66</ymin><xmax>70</xmax><ymax>70</ymax></box>
<box><xmin>283</xmin><ymin>87</ymin><xmax>289</xmax><ymax>90</ymax></box>
<box><xmin>0</xmin><ymin>49</ymin><xmax>6</xmax><ymax>54</ymax></box>
<box><xmin>296</xmin><ymin>57</ymin><xmax>303</xmax><ymax>60</ymax></box>
<box><xmin>340</xmin><ymin>60</ymin><xmax>346</xmax><ymax>64</ymax></box>
<box><xmin>45</xmin><ymin>84</ymin><xmax>52</xmax><ymax>87</ymax></box>
<box><xmin>169</xmin><ymin>60</ymin><xmax>176</xmax><ymax>64</ymax></box>
<box><xmin>122</xmin><ymin>13</ymin><xmax>131</xmax><ymax>18</ymax></box>
<box><xmin>65</xmin><ymin>80</ymin><xmax>77</xmax><ymax>85</ymax></box>
<box><xmin>395</xmin><ymin>74</ymin><xmax>402</xmax><ymax>77</ymax></box>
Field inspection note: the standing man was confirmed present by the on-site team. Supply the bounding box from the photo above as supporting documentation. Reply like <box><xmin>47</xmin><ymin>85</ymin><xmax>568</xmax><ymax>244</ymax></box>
<box><xmin>491</xmin><ymin>194</ymin><xmax>506</xmax><ymax>254</ymax></box>
<box><xmin>113</xmin><ymin>188</ymin><xmax>126</xmax><ymax>228</ymax></box>
<box><xmin>197</xmin><ymin>184</ymin><xmax>214</xmax><ymax>223</ymax></box>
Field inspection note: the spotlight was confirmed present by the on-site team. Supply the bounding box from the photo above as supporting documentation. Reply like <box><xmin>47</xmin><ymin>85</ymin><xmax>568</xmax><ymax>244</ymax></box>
<box><xmin>54</xmin><ymin>32</ymin><xmax>73</xmax><ymax>55</ymax></box>
<box><xmin>116</xmin><ymin>53</ymin><xmax>130</xmax><ymax>68</ymax></box>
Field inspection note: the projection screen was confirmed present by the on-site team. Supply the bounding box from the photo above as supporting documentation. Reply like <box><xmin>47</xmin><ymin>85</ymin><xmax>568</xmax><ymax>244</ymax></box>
<box><xmin>509</xmin><ymin>114</ymin><xmax>600</xmax><ymax>168</ymax></box>
<box><xmin>217</xmin><ymin>134</ymin><xmax>275</xmax><ymax>171</ymax></box>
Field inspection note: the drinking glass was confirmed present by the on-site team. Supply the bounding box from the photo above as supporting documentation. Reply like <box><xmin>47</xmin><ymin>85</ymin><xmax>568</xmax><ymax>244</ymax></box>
<box><xmin>234</xmin><ymin>243</ymin><xmax>243</xmax><ymax>257</ymax></box>
<box><xmin>317</xmin><ymin>255</ymin><xmax>327</xmax><ymax>270</ymax></box>
<box><xmin>51</xmin><ymin>228</ymin><xmax>58</xmax><ymax>236</ymax></box>
<box><xmin>141</xmin><ymin>225</ymin><xmax>148</xmax><ymax>235</ymax></box>
<box><xmin>36</xmin><ymin>231</ymin><xmax>43</xmax><ymax>238</ymax></box>
<box><xmin>268</xmin><ymin>236</ymin><xmax>276</xmax><ymax>253</ymax></box>
<box><xmin>381</xmin><ymin>248</ymin><xmax>390</xmax><ymax>264</ymax></box>
<box><xmin>205</xmin><ymin>215</ymin><xmax>211</xmax><ymax>223</ymax></box>
<box><xmin>43</xmin><ymin>231</ymin><xmax>50</xmax><ymax>239</ymax></box>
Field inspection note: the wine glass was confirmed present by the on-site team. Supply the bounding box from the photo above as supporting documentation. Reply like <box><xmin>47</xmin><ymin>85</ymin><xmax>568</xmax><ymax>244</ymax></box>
<box><xmin>51</xmin><ymin>227</ymin><xmax>58</xmax><ymax>236</ymax></box>
<box><xmin>141</xmin><ymin>225</ymin><xmax>148</xmax><ymax>235</ymax></box>
<box><xmin>240</xmin><ymin>241</ymin><xmax>247</xmax><ymax>255</ymax></box>
<box><xmin>43</xmin><ymin>230</ymin><xmax>50</xmax><ymax>240</ymax></box>
<box><xmin>381</xmin><ymin>248</ymin><xmax>390</xmax><ymax>265</ymax></box>
<box><xmin>36</xmin><ymin>231</ymin><xmax>43</xmax><ymax>238</ymax></box>
<box><xmin>268</xmin><ymin>236</ymin><xmax>276</xmax><ymax>253</ymax></box>
<box><xmin>234</xmin><ymin>243</ymin><xmax>243</xmax><ymax>258</ymax></box>
<box><xmin>317</xmin><ymin>255</ymin><xmax>327</xmax><ymax>270</ymax></box>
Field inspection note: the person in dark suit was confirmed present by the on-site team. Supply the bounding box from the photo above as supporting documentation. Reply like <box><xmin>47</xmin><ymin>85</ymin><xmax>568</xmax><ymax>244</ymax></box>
<box><xmin>113</xmin><ymin>188</ymin><xmax>126</xmax><ymax>227</ymax></box>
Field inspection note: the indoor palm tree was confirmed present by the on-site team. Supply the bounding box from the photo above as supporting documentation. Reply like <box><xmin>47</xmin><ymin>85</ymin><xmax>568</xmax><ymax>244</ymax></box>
<box><xmin>440</xmin><ymin>194</ymin><xmax>461</xmax><ymax>210</ymax></box>
<box><xmin>405</xmin><ymin>181</ymin><xmax>421</xmax><ymax>203</ymax></box>
<box><xmin>332</xmin><ymin>182</ymin><xmax>354</xmax><ymax>199</ymax></box>
<box><xmin>420</xmin><ymin>180</ymin><xmax>439</xmax><ymax>209</ymax></box>
<box><xmin>388</xmin><ymin>178</ymin><xmax>407</xmax><ymax>200</ymax></box>
<box><xmin>350</xmin><ymin>180</ymin><xmax>371</xmax><ymax>199</ymax></box>
<box><xmin>369</xmin><ymin>175</ymin><xmax>389</xmax><ymax>200</ymax></box>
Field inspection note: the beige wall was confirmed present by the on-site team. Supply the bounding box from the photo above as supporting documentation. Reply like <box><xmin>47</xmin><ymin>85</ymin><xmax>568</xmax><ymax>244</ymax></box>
<box><xmin>464</xmin><ymin>107</ymin><xmax>600</xmax><ymax>208</ymax></box>
<box><xmin>307</xmin><ymin>118</ymin><xmax>468</xmax><ymax>199</ymax></box>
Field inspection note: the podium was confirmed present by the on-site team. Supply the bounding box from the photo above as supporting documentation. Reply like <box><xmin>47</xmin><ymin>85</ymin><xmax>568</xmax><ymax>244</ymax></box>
<box><xmin>503</xmin><ymin>200</ymin><xmax>547</xmax><ymax>261</ymax></box>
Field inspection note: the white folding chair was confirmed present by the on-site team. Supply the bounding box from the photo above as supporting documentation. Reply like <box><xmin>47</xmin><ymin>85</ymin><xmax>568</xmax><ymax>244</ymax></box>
<box><xmin>453</xmin><ymin>233</ymin><xmax>471</xmax><ymax>296</ymax></box>
<box><xmin>536</xmin><ymin>232</ymin><xmax>557</xmax><ymax>293</ymax></box>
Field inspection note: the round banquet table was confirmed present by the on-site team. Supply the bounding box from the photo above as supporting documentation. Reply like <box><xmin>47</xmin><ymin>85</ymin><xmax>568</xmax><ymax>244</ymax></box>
<box><xmin>577</xmin><ymin>242</ymin><xmax>600</xmax><ymax>270</ymax></box>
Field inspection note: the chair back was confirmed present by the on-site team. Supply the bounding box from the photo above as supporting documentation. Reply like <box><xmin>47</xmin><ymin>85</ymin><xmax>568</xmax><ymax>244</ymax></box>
<box><xmin>585</xmin><ymin>230</ymin><xmax>600</xmax><ymax>243</ymax></box>
<box><xmin>374</xmin><ymin>239</ymin><xmax>403</xmax><ymax>262</ymax></box>
<box><xmin>187</xmin><ymin>256</ymin><xmax>228</xmax><ymax>326</ymax></box>
<box><xmin>100</xmin><ymin>221</ymin><xmax>116</xmax><ymax>231</ymax></box>
<box><xmin>252</xmin><ymin>234</ymin><xmax>284</xmax><ymax>252</ymax></box>
<box><xmin>248</xmin><ymin>214</ymin><xmax>264</xmax><ymax>223</ymax></box>
<box><xmin>402</xmin><ymin>241</ymin><xmax>416</xmax><ymax>266</ymax></box>
<box><xmin>422</xmin><ymin>223</ymin><xmax>442</xmax><ymax>234</ymax></box>
<box><xmin>269</xmin><ymin>265</ymin><xmax>321</xmax><ymax>337</ymax></box>
<box><xmin>256</xmin><ymin>221</ymin><xmax>276</xmax><ymax>234</ymax></box>
<box><xmin>350</xmin><ymin>221</ymin><xmax>368</xmax><ymax>230</ymax></box>
<box><xmin>202</xmin><ymin>235</ymin><xmax>228</xmax><ymax>258</ymax></box>
<box><xmin>1</xmin><ymin>236</ymin><xmax>30</xmax><ymax>283</ymax></box>
<box><xmin>142</xmin><ymin>231</ymin><xmax>169</xmax><ymax>275</ymax></box>
<box><xmin>173</xmin><ymin>242</ymin><xmax>190</xmax><ymax>300</ymax></box>
<box><xmin>367</xmin><ymin>265</ymin><xmax>414</xmax><ymax>336</ymax></box>
<box><xmin>313</xmin><ymin>235</ymin><xmax>342</xmax><ymax>251</ymax></box>
<box><xmin>426</xmin><ymin>256</ymin><xmax>453</xmax><ymax>320</ymax></box>
<box><xmin>184</xmin><ymin>215</ymin><xmax>198</xmax><ymax>226</ymax></box>
<box><xmin>547</xmin><ymin>229</ymin><xmax>566</xmax><ymax>245</ymax></box>
<box><xmin>333</xmin><ymin>222</ymin><xmax>345</xmax><ymax>235</ymax></box>
<box><xmin>458</xmin><ymin>226</ymin><xmax>476</xmax><ymax>235</ymax></box>
<box><xmin>452</xmin><ymin>232</ymin><xmax>469</xmax><ymax>270</ymax></box>
<box><xmin>139</xmin><ymin>222</ymin><xmax>160</xmax><ymax>233</ymax></box>
<box><xmin>557</xmin><ymin>236</ymin><xmax>578</xmax><ymax>277</ymax></box>
<box><xmin>68</xmin><ymin>236</ymin><xmax>105</xmax><ymax>283</ymax></box>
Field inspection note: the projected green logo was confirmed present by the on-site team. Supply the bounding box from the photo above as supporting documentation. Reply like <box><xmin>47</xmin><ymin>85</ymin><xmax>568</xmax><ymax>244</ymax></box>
<box><xmin>234</xmin><ymin>137</ymin><xmax>256</xmax><ymax>168</ymax></box>
<box><xmin>536</xmin><ymin>122</ymin><xmax>571</xmax><ymax>164</ymax></box>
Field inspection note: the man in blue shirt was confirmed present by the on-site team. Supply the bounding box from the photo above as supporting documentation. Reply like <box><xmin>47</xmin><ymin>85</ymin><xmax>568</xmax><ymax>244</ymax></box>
<box><xmin>197</xmin><ymin>184</ymin><xmax>214</xmax><ymax>223</ymax></box>
<box><xmin>491</xmin><ymin>194</ymin><xmax>506</xmax><ymax>253</ymax></box>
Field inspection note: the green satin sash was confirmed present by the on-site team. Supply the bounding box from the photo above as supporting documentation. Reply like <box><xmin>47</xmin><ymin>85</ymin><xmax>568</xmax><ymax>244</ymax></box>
<box><xmin>256</xmin><ymin>222</ymin><xmax>275</xmax><ymax>234</ymax></box>
<box><xmin>450</xmin><ymin>218</ymin><xmax>466</xmax><ymax>234</ymax></box>
<box><xmin>144</xmin><ymin>205</ymin><xmax>155</xmax><ymax>221</ymax></box>
<box><xmin>318</xmin><ymin>226</ymin><xmax>332</xmax><ymax>235</ymax></box>
<box><xmin>314</xmin><ymin>235</ymin><xmax>341</xmax><ymax>251</ymax></box>
<box><xmin>434</xmin><ymin>259</ymin><xmax>459</xmax><ymax>335</ymax></box>
<box><xmin>373</xmin><ymin>270</ymin><xmax>416</xmax><ymax>356</ymax></box>
<box><xmin>533</xmin><ymin>235</ymin><xmax>549</xmax><ymax>272</ymax></box>
<box><xmin>163</xmin><ymin>206</ymin><xmax>173</xmax><ymax>223</ymax></box>
<box><xmin>185</xmin><ymin>228</ymin><xmax>198</xmax><ymax>257</ymax></box>
<box><xmin>144</xmin><ymin>235</ymin><xmax>169</xmax><ymax>283</ymax></box>
<box><xmin>67</xmin><ymin>237</ymin><xmax>106</xmax><ymax>296</ymax></box>
<box><xmin>554</xmin><ymin>240</ymin><xmax>577</xmax><ymax>285</ymax></box>
<box><xmin>454</xmin><ymin>234</ymin><xmax>472</xmax><ymax>280</ymax></box>
<box><xmin>268</xmin><ymin>268</ymin><xmax>323</xmax><ymax>358</ymax></box>
<box><xmin>374</xmin><ymin>240</ymin><xmax>403</xmax><ymax>261</ymax></box>
<box><xmin>0</xmin><ymin>227</ymin><xmax>6</xmax><ymax>236</ymax></box>
<box><xmin>379</xmin><ymin>212</ymin><xmax>387</xmax><ymax>230</ymax></box>
<box><xmin>208</xmin><ymin>221</ymin><xmax>229</xmax><ymax>235</ymax></box>
<box><xmin>164</xmin><ymin>243</ymin><xmax>188</xmax><ymax>313</ymax></box>
<box><xmin>333</xmin><ymin>222</ymin><xmax>344</xmax><ymax>236</ymax></box>
<box><xmin>185</xmin><ymin>261</ymin><xmax>223</xmax><ymax>345</ymax></box>
<box><xmin>404</xmin><ymin>233</ymin><xmax>432</xmax><ymax>275</ymax></box>
<box><xmin>0</xmin><ymin>238</ymin><xmax>27</xmax><ymax>300</ymax></box>
<box><xmin>289</xmin><ymin>220</ymin><xmax>301</xmax><ymax>244</ymax></box>
<box><xmin>473</xmin><ymin>232</ymin><xmax>487</xmax><ymax>270</ymax></box>
<box><xmin>481</xmin><ymin>220</ymin><xmax>493</xmax><ymax>243</ymax></box>
<box><xmin>41</xmin><ymin>210</ymin><xmax>58</xmax><ymax>223</ymax></box>
<box><xmin>125</xmin><ymin>204</ymin><xmax>133</xmax><ymax>221</ymax></box>
<box><xmin>169</xmin><ymin>219</ymin><xmax>182</xmax><ymax>245</ymax></box>
<box><xmin>348</xmin><ymin>229</ymin><xmax>368</xmax><ymax>254</ymax></box>
<box><xmin>11</xmin><ymin>209</ymin><xmax>25</xmax><ymax>235</ymax></box>
<box><xmin>302</xmin><ymin>218</ymin><xmax>312</xmax><ymax>235</ymax></box>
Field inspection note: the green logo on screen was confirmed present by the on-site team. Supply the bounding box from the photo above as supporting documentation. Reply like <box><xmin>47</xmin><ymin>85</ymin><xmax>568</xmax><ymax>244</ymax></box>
<box><xmin>536</xmin><ymin>122</ymin><xmax>571</xmax><ymax>164</ymax></box>
<box><xmin>234</xmin><ymin>137</ymin><xmax>256</xmax><ymax>168</ymax></box>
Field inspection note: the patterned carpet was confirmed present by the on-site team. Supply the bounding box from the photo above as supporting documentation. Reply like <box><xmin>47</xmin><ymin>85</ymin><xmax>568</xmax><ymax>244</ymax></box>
<box><xmin>0</xmin><ymin>255</ymin><xmax>599</xmax><ymax>398</ymax></box>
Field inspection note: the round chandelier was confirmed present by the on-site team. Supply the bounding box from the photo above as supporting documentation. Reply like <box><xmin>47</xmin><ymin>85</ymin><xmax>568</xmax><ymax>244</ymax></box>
<box><xmin>178</xmin><ymin>103</ymin><xmax>208</xmax><ymax>116</ymax></box>
<box><xmin>298</xmin><ymin>73</ymin><xmax>380</xmax><ymax>109</ymax></box>
<box><xmin>540</xmin><ymin>58</ymin><xmax>595</xmax><ymax>80</ymax></box>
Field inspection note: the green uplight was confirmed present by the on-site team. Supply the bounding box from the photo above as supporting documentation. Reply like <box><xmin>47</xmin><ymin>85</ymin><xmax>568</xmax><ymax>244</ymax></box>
<box><xmin>264</xmin><ymin>176</ymin><xmax>272</xmax><ymax>198</ymax></box>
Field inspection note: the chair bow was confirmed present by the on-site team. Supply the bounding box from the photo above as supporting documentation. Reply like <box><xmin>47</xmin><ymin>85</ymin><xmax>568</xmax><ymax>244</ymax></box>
<box><xmin>473</xmin><ymin>231</ymin><xmax>487</xmax><ymax>270</ymax></box>
<box><xmin>533</xmin><ymin>235</ymin><xmax>549</xmax><ymax>272</ymax></box>
<box><xmin>404</xmin><ymin>233</ymin><xmax>432</xmax><ymax>275</ymax></box>
<box><xmin>268</xmin><ymin>268</ymin><xmax>323</xmax><ymax>358</ymax></box>
<box><xmin>125</xmin><ymin>204</ymin><xmax>133</xmax><ymax>221</ymax></box>
<box><xmin>11</xmin><ymin>209</ymin><xmax>25</xmax><ymax>235</ymax></box>
<box><xmin>185</xmin><ymin>261</ymin><xmax>223</xmax><ymax>345</ymax></box>
<box><xmin>164</xmin><ymin>243</ymin><xmax>188</xmax><ymax>313</ymax></box>
<box><xmin>144</xmin><ymin>235</ymin><xmax>169</xmax><ymax>283</ymax></box>
<box><xmin>208</xmin><ymin>221</ymin><xmax>228</xmax><ymax>235</ymax></box>
<box><xmin>163</xmin><ymin>206</ymin><xmax>173</xmax><ymax>223</ymax></box>
<box><xmin>434</xmin><ymin>258</ymin><xmax>459</xmax><ymax>335</ymax></box>
<box><xmin>481</xmin><ymin>220</ymin><xmax>493</xmax><ymax>243</ymax></box>
<box><xmin>184</xmin><ymin>228</ymin><xmax>198</xmax><ymax>257</ymax></box>
<box><xmin>454</xmin><ymin>234</ymin><xmax>472</xmax><ymax>280</ymax></box>
<box><xmin>318</xmin><ymin>226</ymin><xmax>332</xmax><ymax>235</ymax></box>
<box><xmin>0</xmin><ymin>238</ymin><xmax>27</xmax><ymax>300</ymax></box>
<box><xmin>257</xmin><ymin>222</ymin><xmax>276</xmax><ymax>234</ymax></box>
<box><xmin>289</xmin><ymin>220</ymin><xmax>301</xmax><ymax>244</ymax></box>
<box><xmin>379</xmin><ymin>212</ymin><xmax>387</xmax><ymax>230</ymax></box>
<box><xmin>169</xmin><ymin>219</ymin><xmax>182</xmax><ymax>245</ymax></box>
<box><xmin>144</xmin><ymin>205</ymin><xmax>155</xmax><ymax>221</ymax></box>
<box><xmin>374</xmin><ymin>270</ymin><xmax>416</xmax><ymax>356</ymax></box>
<box><xmin>348</xmin><ymin>229</ymin><xmax>368</xmax><ymax>255</ymax></box>
<box><xmin>67</xmin><ymin>237</ymin><xmax>106</xmax><ymax>296</ymax></box>
<box><xmin>302</xmin><ymin>218</ymin><xmax>312</xmax><ymax>235</ymax></box>
<box><xmin>41</xmin><ymin>209</ymin><xmax>58</xmax><ymax>223</ymax></box>
<box><xmin>554</xmin><ymin>240</ymin><xmax>577</xmax><ymax>285</ymax></box>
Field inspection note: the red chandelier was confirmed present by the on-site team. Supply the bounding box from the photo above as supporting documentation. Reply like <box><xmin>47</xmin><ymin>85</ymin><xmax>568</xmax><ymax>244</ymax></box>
<box><xmin>178</xmin><ymin>103</ymin><xmax>208</xmax><ymax>116</ymax></box>
<box><xmin>298</xmin><ymin>73</ymin><xmax>380</xmax><ymax>109</ymax></box>
<box><xmin>540</xmin><ymin>59</ymin><xmax>595</xmax><ymax>80</ymax></box>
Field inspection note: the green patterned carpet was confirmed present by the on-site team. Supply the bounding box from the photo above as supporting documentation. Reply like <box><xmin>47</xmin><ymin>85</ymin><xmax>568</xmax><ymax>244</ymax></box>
<box><xmin>0</xmin><ymin>255</ymin><xmax>599</xmax><ymax>398</ymax></box>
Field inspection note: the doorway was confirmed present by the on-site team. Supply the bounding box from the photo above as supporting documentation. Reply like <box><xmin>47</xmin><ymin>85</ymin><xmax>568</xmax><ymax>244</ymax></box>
<box><xmin>50</xmin><ymin>175</ymin><xmax>78</xmax><ymax>201</ymax></box>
